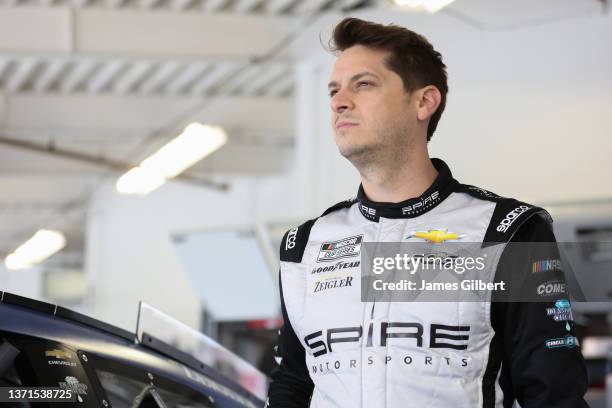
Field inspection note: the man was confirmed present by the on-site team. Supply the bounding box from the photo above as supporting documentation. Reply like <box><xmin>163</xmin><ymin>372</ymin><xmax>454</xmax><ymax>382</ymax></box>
<box><xmin>266</xmin><ymin>17</ymin><xmax>588</xmax><ymax>407</ymax></box>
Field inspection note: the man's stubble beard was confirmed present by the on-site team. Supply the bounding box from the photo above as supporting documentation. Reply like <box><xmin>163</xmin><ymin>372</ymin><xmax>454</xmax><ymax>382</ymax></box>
<box><xmin>338</xmin><ymin>121</ymin><xmax>415</xmax><ymax>177</ymax></box>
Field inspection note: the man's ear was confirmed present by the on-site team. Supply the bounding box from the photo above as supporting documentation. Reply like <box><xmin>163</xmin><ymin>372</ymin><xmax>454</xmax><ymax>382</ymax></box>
<box><xmin>416</xmin><ymin>85</ymin><xmax>442</xmax><ymax>121</ymax></box>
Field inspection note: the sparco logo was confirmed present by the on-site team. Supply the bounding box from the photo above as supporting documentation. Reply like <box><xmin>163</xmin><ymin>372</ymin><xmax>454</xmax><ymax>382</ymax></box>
<box><xmin>537</xmin><ymin>280</ymin><xmax>567</xmax><ymax>296</ymax></box>
<box><xmin>305</xmin><ymin>322</ymin><xmax>470</xmax><ymax>357</ymax></box>
<box><xmin>496</xmin><ymin>205</ymin><xmax>531</xmax><ymax>232</ymax></box>
<box><xmin>318</xmin><ymin>235</ymin><xmax>363</xmax><ymax>262</ymax></box>
<box><xmin>285</xmin><ymin>227</ymin><xmax>298</xmax><ymax>250</ymax></box>
<box><xmin>312</xmin><ymin>260</ymin><xmax>360</xmax><ymax>274</ymax></box>
<box><xmin>402</xmin><ymin>191</ymin><xmax>440</xmax><ymax>215</ymax></box>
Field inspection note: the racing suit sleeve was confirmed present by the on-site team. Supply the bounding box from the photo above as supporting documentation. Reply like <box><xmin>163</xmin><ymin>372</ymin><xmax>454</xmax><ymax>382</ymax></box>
<box><xmin>490</xmin><ymin>215</ymin><xmax>589</xmax><ymax>408</ymax></box>
<box><xmin>266</xmin><ymin>275</ymin><xmax>314</xmax><ymax>407</ymax></box>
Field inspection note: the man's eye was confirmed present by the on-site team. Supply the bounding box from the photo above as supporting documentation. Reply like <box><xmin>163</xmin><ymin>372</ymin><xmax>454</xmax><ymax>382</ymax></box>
<box><xmin>357</xmin><ymin>81</ymin><xmax>370</xmax><ymax>87</ymax></box>
<box><xmin>329</xmin><ymin>90</ymin><xmax>338</xmax><ymax>97</ymax></box>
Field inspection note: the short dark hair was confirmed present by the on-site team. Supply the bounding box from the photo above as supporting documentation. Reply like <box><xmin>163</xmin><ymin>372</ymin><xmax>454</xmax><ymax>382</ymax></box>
<box><xmin>328</xmin><ymin>17</ymin><xmax>448</xmax><ymax>142</ymax></box>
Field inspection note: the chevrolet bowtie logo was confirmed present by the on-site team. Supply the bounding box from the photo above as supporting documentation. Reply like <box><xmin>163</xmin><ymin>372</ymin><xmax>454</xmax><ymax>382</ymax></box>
<box><xmin>45</xmin><ymin>349</ymin><xmax>71</xmax><ymax>359</ymax></box>
<box><xmin>406</xmin><ymin>229</ymin><xmax>463</xmax><ymax>243</ymax></box>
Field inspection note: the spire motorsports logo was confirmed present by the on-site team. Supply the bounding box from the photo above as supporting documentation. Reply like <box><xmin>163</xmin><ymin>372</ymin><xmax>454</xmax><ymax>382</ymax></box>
<box><xmin>401</xmin><ymin>190</ymin><xmax>440</xmax><ymax>215</ymax></box>
<box><xmin>305</xmin><ymin>321</ymin><xmax>471</xmax><ymax>375</ymax></box>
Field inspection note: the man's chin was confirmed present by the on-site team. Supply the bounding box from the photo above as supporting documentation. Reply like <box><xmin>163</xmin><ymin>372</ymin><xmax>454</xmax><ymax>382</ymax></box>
<box><xmin>337</xmin><ymin>144</ymin><xmax>374</xmax><ymax>165</ymax></box>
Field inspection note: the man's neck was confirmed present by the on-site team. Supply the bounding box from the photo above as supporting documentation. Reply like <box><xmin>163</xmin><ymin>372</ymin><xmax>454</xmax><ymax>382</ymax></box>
<box><xmin>359</xmin><ymin>154</ymin><xmax>438</xmax><ymax>203</ymax></box>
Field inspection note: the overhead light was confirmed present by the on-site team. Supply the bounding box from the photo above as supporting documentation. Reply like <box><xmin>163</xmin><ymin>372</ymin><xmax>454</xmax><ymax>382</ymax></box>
<box><xmin>116</xmin><ymin>123</ymin><xmax>227</xmax><ymax>195</ymax></box>
<box><xmin>116</xmin><ymin>167</ymin><xmax>167</xmax><ymax>196</ymax></box>
<box><xmin>390</xmin><ymin>0</ymin><xmax>456</xmax><ymax>13</ymax></box>
<box><xmin>4</xmin><ymin>230</ymin><xmax>66</xmax><ymax>270</ymax></box>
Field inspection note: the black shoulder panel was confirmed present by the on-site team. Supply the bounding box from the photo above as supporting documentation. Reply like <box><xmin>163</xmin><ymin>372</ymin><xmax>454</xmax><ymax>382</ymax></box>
<box><xmin>455</xmin><ymin>183</ymin><xmax>504</xmax><ymax>202</ymax></box>
<box><xmin>280</xmin><ymin>219</ymin><xmax>316</xmax><ymax>263</ymax></box>
<box><xmin>321</xmin><ymin>198</ymin><xmax>357</xmax><ymax>217</ymax></box>
<box><xmin>280</xmin><ymin>199</ymin><xmax>356</xmax><ymax>263</ymax></box>
<box><xmin>483</xmin><ymin>197</ymin><xmax>552</xmax><ymax>244</ymax></box>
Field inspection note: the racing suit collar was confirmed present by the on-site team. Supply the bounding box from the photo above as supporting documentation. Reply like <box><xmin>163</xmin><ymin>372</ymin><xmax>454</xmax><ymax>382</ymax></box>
<box><xmin>356</xmin><ymin>158</ymin><xmax>458</xmax><ymax>222</ymax></box>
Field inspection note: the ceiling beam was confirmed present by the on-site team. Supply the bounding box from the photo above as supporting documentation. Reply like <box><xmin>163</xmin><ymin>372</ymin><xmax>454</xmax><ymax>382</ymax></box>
<box><xmin>85</xmin><ymin>59</ymin><xmax>126</xmax><ymax>93</ymax></box>
<box><xmin>291</xmin><ymin>0</ymin><xmax>331</xmax><ymax>14</ymax></box>
<box><xmin>138</xmin><ymin>61</ymin><xmax>182</xmax><ymax>94</ymax></box>
<box><xmin>60</xmin><ymin>59</ymin><xmax>98</xmax><ymax>93</ymax></box>
<box><xmin>189</xmin><ymin>63</ymin><xmax>238</xmax><ymax>95</ymax></box>
<box><xmin>265</xmin><ymin>0</ymin><xmax>295</xmax><ymax>14</ymax></box>
<box><xmin>215</xmin><ymin>65</ymin><xmax>266</xmax><ymax>95</ymax></box>
<box><xmin>163</xmin><ymin>62</ymin><xmax>209</xmax><ymax>94</ymax></box>
<box><xmin>33</xmin><ymin>59</ymin><xmax>71</xmax><ymax>93</ymax></box>
<box><xmin>263</xmin><ymin>69</ymin><xmax>294</xmax><ymax>96</ymax></box>
<box><xmin>0</xmin><ymin>134</ymin><xmax>229</xmax><ymax>191</ymax></box>
<box><xmin>240</xmin><ymin>64</ymin><xmax>287</xmax><ymax>94</ymax></box>
<box><xmin>0</xmin><ymin>8</ymin><xmax>293</xmax><ymax>58</ymax></box>
<box><xmin>2</xmin><ymin>93</ymin><xmax>293</xmax><ymax>140</ymax></box>
<box><xmin>202</xmin><ymin>0</ymin><xmax>227</xmax><ymax>12</ymax></box>
<box><xmin>111</xmin><ymin>60</ymin><xmax>155</xmax><ymax>94</ymax></box>
<box><xmin>171</xmin><ymin>0</ymin><xmax>197</xmax><ymax>9</ymax></box>
<box><xmin>5</xmin><ymin>59</ymin><xmax>40</xmax><ymax>93</ymax></box>
<box><xmin>234</xmin><ymin>0</ymin><xmax>261</xmax><ymax>13</ymax></box>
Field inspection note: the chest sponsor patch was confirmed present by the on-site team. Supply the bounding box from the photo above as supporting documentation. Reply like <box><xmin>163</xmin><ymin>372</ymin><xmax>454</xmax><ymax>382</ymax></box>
<box><xmin>312</xmin><ymin>275</ymin><xmax>353</xmax><ymax>293</ymax></box>
<box><xmin>317</xmin><ymin>235</ymin><xmax>363</xmax><ymax>262</ymax></box>
<box><xmin>537</xmin><ymin>280</ymin><xmax>567</xmax><ymax>297</ymax></box>
<box><xmin>532</xmin><ymin>258</ymin><xmax>562</xmax><ymax>273</ymax></box>
<box><xmin>545</xmin><ymin>335</ymin><xmax>579</xmax><ymax>349</ymax></box>
<box><xmin>404</xmin><ymin>229</ymin><xmax>464</xmax><ymax>243</ymax></box>
<box><xmin>311</xmin><ymin>260</ymin><xmax>360</xmax><ymax>274</ymax></box>
<box><xmin>546</xmin><ymin>299</ymin><xmax>573</xmax><ymax>322</ymax></box>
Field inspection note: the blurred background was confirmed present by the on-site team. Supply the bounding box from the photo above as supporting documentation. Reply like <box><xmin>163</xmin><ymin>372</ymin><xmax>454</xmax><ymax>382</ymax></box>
<box><xmin>0</xmin><ymin>0</ymin><xmax>610</xmax><ymax>405</ymax></box>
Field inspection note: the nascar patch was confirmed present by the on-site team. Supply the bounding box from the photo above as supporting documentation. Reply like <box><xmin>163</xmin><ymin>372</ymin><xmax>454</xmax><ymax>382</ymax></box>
<box><xmin>317</xmin><ymin>235</ymin><xmax>363</xmax><ymax>262</ymax></box>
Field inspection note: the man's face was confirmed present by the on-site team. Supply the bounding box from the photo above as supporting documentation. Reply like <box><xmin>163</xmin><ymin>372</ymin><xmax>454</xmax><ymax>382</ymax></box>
<box><xmin>329</xmin><ymin>45</ymin><xmax>418</xmax><ymax>163</ymax></box>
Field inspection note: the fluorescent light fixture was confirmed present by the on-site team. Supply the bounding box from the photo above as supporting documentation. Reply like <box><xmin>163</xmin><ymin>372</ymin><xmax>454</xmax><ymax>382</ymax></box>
<box><xmin>4</xmin><ymin>229</ymin><xmax>66</xmax><ymax>270</ymax></box>
<box><xmin>116</xmin><ymin>123</ymin><xmax>227</xmax><ymax>195</ymax></box>
<box><xmin>390</xmin><ymin>0</ymin><xmax>456</xmax><ymax>13</ymax></box>
<box><xmin>116</xmin><ymin>167</ymin><xmax>167</xmax><ymax>196</ymax></box>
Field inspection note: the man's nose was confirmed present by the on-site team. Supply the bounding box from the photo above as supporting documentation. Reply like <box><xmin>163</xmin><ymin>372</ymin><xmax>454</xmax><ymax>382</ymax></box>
<box><xmin>331</xmin><ymin>88</ymin><xmax>354</xmax><ymax>113</ymax></box>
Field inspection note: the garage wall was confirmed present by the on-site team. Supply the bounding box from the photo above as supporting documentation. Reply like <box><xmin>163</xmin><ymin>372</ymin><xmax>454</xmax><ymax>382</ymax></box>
<box><xmin>84</xmin><ymin>174</ymin><xmax>304</xmax><ymax>331</ymax></box>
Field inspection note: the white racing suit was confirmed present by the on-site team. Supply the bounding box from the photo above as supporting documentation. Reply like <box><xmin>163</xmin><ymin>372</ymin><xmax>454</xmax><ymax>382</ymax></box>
<box><xmin>267</xmin><ymin>158</ymin><xmax>588</xmax><ymax>408</ymax></box>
